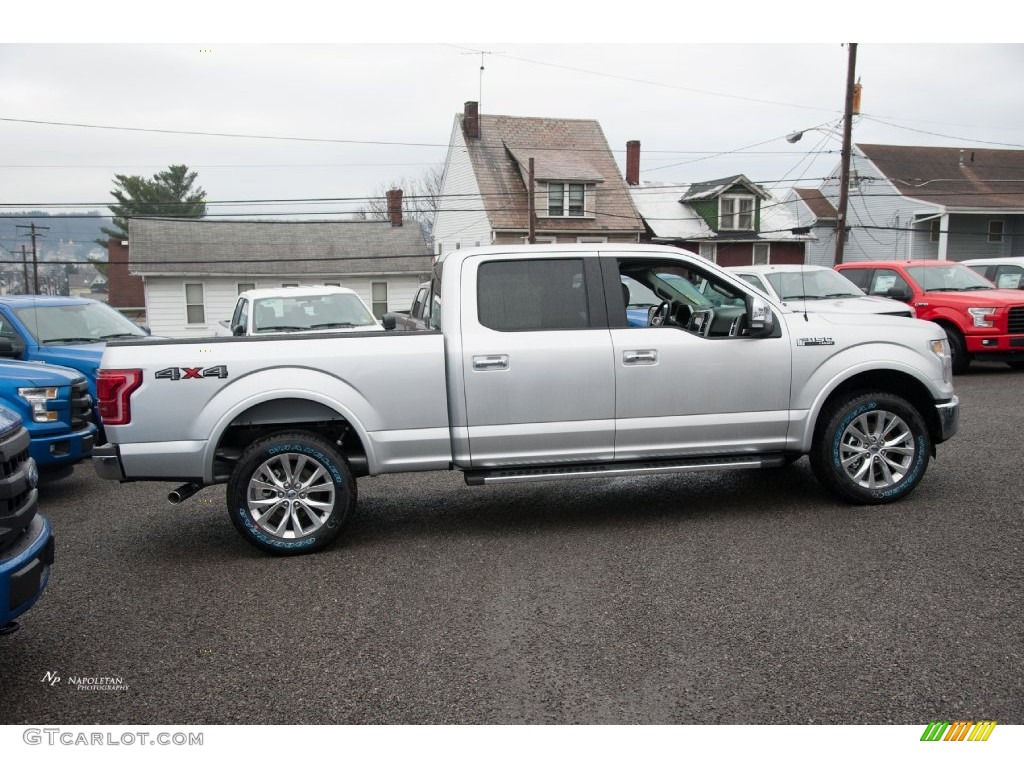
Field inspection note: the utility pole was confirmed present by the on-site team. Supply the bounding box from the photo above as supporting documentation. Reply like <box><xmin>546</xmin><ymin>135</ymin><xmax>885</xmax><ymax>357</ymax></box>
<box><xmin>16</xmin><ymin>222</ymin><xmax>47</xmax><ymax>293</ymax></box>
<box><xmin>527</xmin><ymin>157</ymin><xmax>536</xmax><ymax>244</ymax></box>
<box><xmin>834</xmin><ymin>43</ymin><xmax>858</xmax><ymax>265</ymax></box>
<box><xmin>20</xmin><ymin>245</ymin><xmax>29</xmax><ymax>293</ymax></box>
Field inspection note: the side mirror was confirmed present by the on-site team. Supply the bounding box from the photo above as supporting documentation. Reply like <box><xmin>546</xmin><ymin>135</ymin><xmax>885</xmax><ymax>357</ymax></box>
<box><xmin>0</xmin><ymin>337</ymin><xmax>24</xmax><ymax>358</ymax></box>
<box><xmin>887</xmin><ymin>287</ymin><xmax>912</xmax><ymax>302</ymax></box>
<box><xmin>231</xmin><ymin>324</ymin><xmax>245</xmax><ymax>337</ymax></box>
<box><xmin>381</xmin><ymin>313</ymin><xmax>397</xmax><ymax>331</ymax></box>
<box><xmin>746</xmin><ymin>295</ymin><xmax>775</xmax><ymax>337</ymax></box>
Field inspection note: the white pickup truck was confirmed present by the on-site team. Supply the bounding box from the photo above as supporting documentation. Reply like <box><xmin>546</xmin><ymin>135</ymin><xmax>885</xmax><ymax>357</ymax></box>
<box><xmin>93</xmin><ymin>244</ymin><xmax>959</xmax><ymax>555</ymax></box>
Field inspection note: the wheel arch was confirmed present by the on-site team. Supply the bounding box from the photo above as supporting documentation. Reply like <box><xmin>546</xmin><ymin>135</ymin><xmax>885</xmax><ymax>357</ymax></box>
<box><xmin>198</xmin><ymin>374</ymin><xmax>378</xmax><ymax>483</ymax></box>
<box><xmin>810</xmin><ymin>369</ymin><xmax>942</xmax><ymax>454</ymax></box>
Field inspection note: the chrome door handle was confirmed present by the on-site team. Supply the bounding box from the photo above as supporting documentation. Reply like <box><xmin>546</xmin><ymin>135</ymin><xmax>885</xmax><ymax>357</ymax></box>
<box><xmin>623</xmin><ymin>350</ymin><xmax>658</xmax><ymax>365</ymax></box>
<box><xmin>473</xmin><ymin>354</ymin><xmax>509</xmax><ymax>371</ymax></box>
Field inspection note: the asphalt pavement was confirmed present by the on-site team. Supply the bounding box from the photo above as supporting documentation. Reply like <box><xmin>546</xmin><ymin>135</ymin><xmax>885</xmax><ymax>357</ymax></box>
<box><xmin>1</xmin><ymin>363</ymin><xmax>1021</xmax><ymax>725</ymax></box>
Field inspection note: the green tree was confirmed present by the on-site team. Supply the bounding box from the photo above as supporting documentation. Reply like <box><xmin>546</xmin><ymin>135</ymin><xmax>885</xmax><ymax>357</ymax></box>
<box><xmin>96</xmin><ymin>164</ymin><xmax>207</xmax><ymax>246</ymax></box>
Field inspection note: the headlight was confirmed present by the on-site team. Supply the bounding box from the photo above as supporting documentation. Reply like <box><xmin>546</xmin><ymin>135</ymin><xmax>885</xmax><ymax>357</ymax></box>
<box><xmin>17</xmin><ymin>386</ymin><xmax>59</xmax><ymax>423</ymax></box>
<box><xmin>967</xmin><ymin>307</ymin><xmax>995</xmax><ymax>328</ymax></box>
<box><xmin>930</xmin><ymin>338</ymin><xmax>952</xmax><ymax>383</ymax></box>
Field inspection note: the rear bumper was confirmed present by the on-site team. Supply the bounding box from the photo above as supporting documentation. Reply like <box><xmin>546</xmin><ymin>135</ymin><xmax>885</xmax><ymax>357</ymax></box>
<box><xmin>0</xmin><ymin>514</ymin><xmax>53</xmax><ymax>629</ymax></box>
<box><xmin>92</xmin><ymin>442</ymin><xmax>126</xmax><ymax>481</ymax></box>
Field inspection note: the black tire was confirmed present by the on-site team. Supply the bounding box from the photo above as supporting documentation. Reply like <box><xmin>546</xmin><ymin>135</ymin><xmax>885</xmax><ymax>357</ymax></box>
<box><xmin>226</xmin><ymin>431</ymin><xmax>355</xmax><ymax>555</ymax></box>
<box><xmin>945</xmin><ymin>327</ymin><xmax>970</xmax><ymax>375</ymax></box>
<box><xmin>1007</xmin><ymin>361</ymin><xmax>1024</xmax><ymax>370</ymax></box>
<box><xmin>809</xmin><ymin>392</ymin><xmax>931</xmax><ymax>505</ymax></box>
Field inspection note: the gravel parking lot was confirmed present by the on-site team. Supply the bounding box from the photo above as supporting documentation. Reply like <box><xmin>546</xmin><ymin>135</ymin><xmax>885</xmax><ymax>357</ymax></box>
<box><xmin>1</xmin><ymin>363</ymin><xmax>1021</xmax><ymax>725</ymax></box>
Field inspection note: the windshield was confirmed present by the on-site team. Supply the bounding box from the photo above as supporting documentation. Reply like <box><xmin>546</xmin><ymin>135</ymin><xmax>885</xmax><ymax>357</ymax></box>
<box><xmin>252</xmin><ymin>293</ymin><xmax>378</xmax><ymax>333</ymax></box>
<box><xmin>14</xmin><ymin>302</ymin><xmax>147</xmax><ymax>344</ymax></box>
<box><xmin>906</xmin><ymin>264</ymin><xmax>996</xmax><ymax>292</ymax></box>
<box><xmin>764</xmin><ymin>269</ymin><xmax>864</xmax><ymax>301</ymax></box>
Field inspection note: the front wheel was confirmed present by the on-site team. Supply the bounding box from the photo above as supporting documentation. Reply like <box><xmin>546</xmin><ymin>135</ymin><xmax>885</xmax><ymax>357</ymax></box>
<box><xmin>227</xmin><ymin>431</ymin><xmax>356</xmax><ymax>555</ymax></box>
<box><xmin>810</xmin><ymin>392</ymin><xmax>931</xmax><ymax>504</ymax></box>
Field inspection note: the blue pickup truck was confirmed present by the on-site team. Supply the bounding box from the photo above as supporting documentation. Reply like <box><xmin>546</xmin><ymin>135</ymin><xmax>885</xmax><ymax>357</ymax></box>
<box><xmin>0</xmin><ymin>295</ymin><xmax>150</xmax><ymax>441</ymax></box>
<box><xmin>0</xmin><ymin>360</ymin><xmax>96</xmax><ymax>479</ymax></box>
<box><xmin>0</xmin><ymin>404</ymin><xmax>52</xmax><ymax>635</ymax></box>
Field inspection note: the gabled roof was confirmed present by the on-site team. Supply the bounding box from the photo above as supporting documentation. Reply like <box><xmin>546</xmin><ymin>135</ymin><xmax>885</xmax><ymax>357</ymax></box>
<box><xmin>128</xmin><ymin>218</ymin><xmax>432</xmax><ymax>276</ymax></box>
<box><xmin>460</xmin><ymin>112</ymin><xmax>643</xmax><ymax>233</ymax></box>
<box><xmin>793</xmin><ymin>188</ymin><xmax>838</xmax><ymax>221</ymax></box>
<box><xmin>858</xmin><ymin>143</ymin><xmax>1024</xmax><ymax>210</ymax></box>
<box><xmin>630</xmin><ymin>182</ymin><xmax>810</xmax><ymax>242</ymax></box>
<box><xmin>682</xmin><ymin>174</ymin><xmax>770</xmax><ymax>202</ymax></box>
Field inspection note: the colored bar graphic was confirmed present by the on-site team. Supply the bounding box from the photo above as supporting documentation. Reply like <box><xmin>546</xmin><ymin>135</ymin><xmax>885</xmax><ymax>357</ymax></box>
<box><xmin>920</xmin><ymin>720</ymin><xmax>996</xmax><ymax>742</ymax></box>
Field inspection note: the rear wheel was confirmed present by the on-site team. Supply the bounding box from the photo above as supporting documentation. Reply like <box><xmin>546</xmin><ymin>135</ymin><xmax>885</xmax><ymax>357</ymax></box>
<box><xmin>810</xmin><ymin>392</ymin><xmax>931</xmax><ymax>504</ymax></box>
<box><xmin>227</xmin><ymin>431</ymin><xmax>355</xmax><ymax>555</ymax></box>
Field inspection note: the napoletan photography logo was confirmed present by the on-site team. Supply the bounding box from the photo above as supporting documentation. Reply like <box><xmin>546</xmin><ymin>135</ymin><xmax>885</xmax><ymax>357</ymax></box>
<box><xmin>40</xmin><ymin>670</ymin><xmax>129</xmax><ymax>692</ymax></box>
<box><xmin>920</xmin><ymin>720</ymin><xmax>997</xmax><ymax>742</ymax></box>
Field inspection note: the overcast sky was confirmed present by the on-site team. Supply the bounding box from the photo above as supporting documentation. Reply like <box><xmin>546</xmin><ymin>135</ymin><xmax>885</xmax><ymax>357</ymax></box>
<box><xmin>2</xmin><ymin>8</ymin><xmax>1022</xmax><ymax>235</ymax></box>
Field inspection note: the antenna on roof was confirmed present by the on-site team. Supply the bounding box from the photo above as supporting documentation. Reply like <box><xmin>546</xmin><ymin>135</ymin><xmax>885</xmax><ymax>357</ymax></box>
<box><xmin>462</xmin><ymin>49</ymin><xmax>504</xmax><ymax>113</ymax></box>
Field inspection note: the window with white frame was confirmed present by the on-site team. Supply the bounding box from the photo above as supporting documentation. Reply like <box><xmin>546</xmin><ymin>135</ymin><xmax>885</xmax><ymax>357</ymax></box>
<box><xmin>989</xmin><ymin>220</ymin><xmax>1005</xmax><ymax>243</ymax></box>
<box><xmin>371</xmin><ymin>281</ymin><xmax>388</xmax><ymax>318</ymax></box>
<box><xmin>282</xmin><ymin>282</ymin><xmax>299</xmax><ymax>288</ymax></box>
<box><xmin>524</xmin><ymin>236</ymin><xmax>557</xmax><ymax>244</ymax></box>
<box><xmin>238</xmin><ymin>282</ymin><xmax>255</xmax><ymax>294</ymax></box>
<box><xmin>752</xmin><ymin>243</ymin><xmax>770</xmax><ymax>265</ymax></box>
<box><xmin>576</xmin><ymin>236</ymin><xmax>608</xmax><ymax>243</ymax></box>
<box><xmin>546</xmin><ymin>182</ymin><xmax>592</xmax><ymax>218</ymax></box>
<box><xmin>184</xmin><ymin>283</ymin><xmax>205</xmax><ymax>324</ymax></box>
<box><xmin>699</xmin><ymin>243</ymin><xmax>717</xmax><ymax>263</ymax></box>
<box><xmin>719</xmin><ymin>195</ymin><xmax>755</xmax><ymax>230</ymax></box>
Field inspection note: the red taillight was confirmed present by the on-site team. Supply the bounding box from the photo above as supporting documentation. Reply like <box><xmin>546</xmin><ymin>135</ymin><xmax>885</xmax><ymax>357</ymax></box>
<box><xmin>96</xmin><ymin>369</ymin><xmax>143</xmax><ymax>426</ymax></box>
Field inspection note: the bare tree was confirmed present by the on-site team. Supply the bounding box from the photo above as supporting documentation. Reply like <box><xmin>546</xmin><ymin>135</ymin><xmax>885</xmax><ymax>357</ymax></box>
<box><xmin>355</xmin><ymin>166</ymin><xmax>443</xmax><ymax>245</ymax></box>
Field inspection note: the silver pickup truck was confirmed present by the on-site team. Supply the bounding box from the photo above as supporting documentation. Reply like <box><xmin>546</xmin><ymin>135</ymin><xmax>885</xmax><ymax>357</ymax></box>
<box><xmin>93</xmin><ymin>244</ymin><xmax>959</xmax><ymax>555</ymax></box>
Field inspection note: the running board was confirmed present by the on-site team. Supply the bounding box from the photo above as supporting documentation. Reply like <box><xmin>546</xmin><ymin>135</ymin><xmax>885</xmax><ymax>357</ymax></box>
<box><xmin>463</xmin><ymin>454</ymin><xmax>788</xmax><ymax>486</ymax></box>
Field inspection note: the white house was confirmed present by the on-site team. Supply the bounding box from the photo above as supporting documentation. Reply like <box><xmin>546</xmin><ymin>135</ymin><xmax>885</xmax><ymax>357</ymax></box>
<box><xmin>786</xmin><ymin>143</ymin><xmax>1024</xmax><ymax>265</ymax></box>
<box><xmin>128</xmin><ymin>198</ymin><xmax>432</xmax><ymax>338</ymax></box>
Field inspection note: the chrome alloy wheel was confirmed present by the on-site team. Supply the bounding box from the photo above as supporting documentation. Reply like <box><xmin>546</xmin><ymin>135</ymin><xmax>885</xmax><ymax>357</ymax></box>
<box><xmin>246</xmin><ymin>452</ymin><xmax>336</xmax><ymax>538</ymax></box>
<box><xmin>838</xmin><ymin>409</ymin><xmax>916</xmax><ymax>490</ymax></box>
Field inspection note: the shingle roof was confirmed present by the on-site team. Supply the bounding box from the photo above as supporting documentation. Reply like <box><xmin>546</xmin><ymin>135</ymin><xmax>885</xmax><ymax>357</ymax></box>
<box><xmin>462</xmin><ymin>113</ymin><xmax>644</xmax><ymax>233</ymax></box>
<box><xmin>793</xmin><ymin>188</ymin><xmax>838</xmax><ymax>221</ymax></box>
<box><xmin>682</xmin><ymin>174</ymin><xmax>770</xmax><ymax>202</ymax></box>
<box><xmin>858</xmin><ymin>143</ymin><xmax>1024</xmax><ymax>210</ymax></box>
<box><xmin>630</xmin><ymin>182</ymin><xmax>810</xmax><ymax>242</ymax></box>
<box><xmin>127</xmin><ymin>218</ymin><xmax>433</xmax><ymax>276</ymax></box>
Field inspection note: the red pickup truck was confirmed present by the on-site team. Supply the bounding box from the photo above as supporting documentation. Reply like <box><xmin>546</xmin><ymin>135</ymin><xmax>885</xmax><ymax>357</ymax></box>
<box><xmin>836</xmin><ymin>260</ymin><xmax>1024</xmax><ymax>374</ymax></box>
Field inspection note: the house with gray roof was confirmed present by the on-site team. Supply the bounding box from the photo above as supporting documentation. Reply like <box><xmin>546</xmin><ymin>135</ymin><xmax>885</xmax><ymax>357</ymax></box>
<box><xmin>431</xmin><ymin>101</ymin><xmax>645</xmax><ymax>253</ymax></box>
<box><xmin>128</xmin><ymin>198</ymin><xmax>432</xmax><ymax>337</ymax></box>
<box><xmin>781</xmin><ymin>188</ymin><xmax>838</xmax><ymax>267</ymax></box>
<box><xmin>798</xmin><ymin>143</ymin><xmax>1024</xmax><ymax>264</ymax></box>
<box><xmin>627</xmin><ymin>172</ymin><xmax>811</xmax><ymax>267</ymax></box>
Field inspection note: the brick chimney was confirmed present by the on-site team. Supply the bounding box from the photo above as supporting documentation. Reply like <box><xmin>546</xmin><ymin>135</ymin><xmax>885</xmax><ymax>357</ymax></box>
<box><xmin>626</xmin><ymin>140</ymin><xmax>641</xmax><ymax>186</ymax></box>
<box><xmin>386</xmin><ymin>188</ymin><xmax>403</xmax><ymax>227</ymax></box>
<box><xmin>463</xmin><ymin>101</ymin><xmax>480</xmax><ymax>139</ymax></box>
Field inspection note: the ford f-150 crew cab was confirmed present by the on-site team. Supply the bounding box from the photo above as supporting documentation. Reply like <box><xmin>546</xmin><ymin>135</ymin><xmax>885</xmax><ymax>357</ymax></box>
<box><xmin>93</xmin><ymin>244</ymin><xmax>960</xmax><ymax>555</ymax></box>
<box><xmin>835</xmin><ymin>260</ymin><xmax>1024</xmax><ymax>374</ymax></box>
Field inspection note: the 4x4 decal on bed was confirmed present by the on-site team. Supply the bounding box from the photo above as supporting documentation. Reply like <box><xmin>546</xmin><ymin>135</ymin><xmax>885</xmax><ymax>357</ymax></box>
<box><xmin>155</xmin><ymin>365</ymin><xmax>229</xmax><ymax>381</ymax></box>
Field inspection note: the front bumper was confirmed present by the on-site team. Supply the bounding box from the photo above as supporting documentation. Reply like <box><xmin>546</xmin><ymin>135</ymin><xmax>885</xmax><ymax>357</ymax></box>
<box><xmin>28</xmin><ymin>424</ymin><xmax>97</xmax><ymax>469</ymax></box>
<box><xmin>0</xmin><ymin>514</ymin><xmax>54</xmax><ymax>629</ymax></box>
<box><xmin>935</xmin><ymin>395</ymin><xmax>960</xmax><ymax>443</ymax></box>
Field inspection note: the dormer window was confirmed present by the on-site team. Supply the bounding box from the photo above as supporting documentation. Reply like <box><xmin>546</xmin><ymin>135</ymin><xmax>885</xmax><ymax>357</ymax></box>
<box><xmin>720</xmin><ymin>194</ymin><xmax>755</xmax><ymax>230</ymax></box>
<box><xmin>546</xmin><ymin>182</ymin><xmax>592</xmax><ymax>218</ymax></box>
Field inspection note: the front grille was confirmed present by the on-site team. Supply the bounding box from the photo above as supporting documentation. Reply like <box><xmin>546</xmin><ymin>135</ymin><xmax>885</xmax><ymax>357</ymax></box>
<box><xmin>0</xmin><ymin>427</ymin><xmax>36</xmax><ymax>551</ymax></box>
<box><xmin>1008</xmin><ymin>306</ymin><xmax>1024</xmax><ymax>334</ymax></box>
<box><xmin>70</xmin><ymin>379</ymin><xmax>93</xmax><ymax>430</ymax></box>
